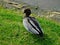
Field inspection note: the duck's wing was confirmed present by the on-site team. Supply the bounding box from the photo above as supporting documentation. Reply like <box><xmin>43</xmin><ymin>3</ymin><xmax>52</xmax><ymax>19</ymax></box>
<box><xmin>28</xmin><ymin>17</ymin><xmax>43</xmax><ymax>35</ymax></box>
<box><xmin>23</xmin><ymin>17</ymin><xmax>40</xmax><ymax>34</ymax></box>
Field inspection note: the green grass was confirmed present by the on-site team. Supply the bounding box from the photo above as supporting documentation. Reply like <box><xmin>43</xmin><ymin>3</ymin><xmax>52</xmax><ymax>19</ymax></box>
<box><xmin>0</xmin><ymin>7</ymin><xmax>60</xmax><ymax>45</ymax></box>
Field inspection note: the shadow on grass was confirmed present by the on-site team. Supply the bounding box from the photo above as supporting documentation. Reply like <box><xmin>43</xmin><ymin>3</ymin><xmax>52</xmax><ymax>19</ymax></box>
<box><xmin>30</xmin><ymin>34</ymin><xmax>55</xmax><ymax>45</ymax></box>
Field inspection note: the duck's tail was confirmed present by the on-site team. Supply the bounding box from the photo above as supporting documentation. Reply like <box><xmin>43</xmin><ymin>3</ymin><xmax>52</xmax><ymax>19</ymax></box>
<box><xmin>39</xmin><ymin>31</ymin><xmax>44</xmax><ymax>37</ymax></box>
<box><xmin>38</xmin><ymin>27</ymin><xmax>44</xmax><ymax>37</ymax></box>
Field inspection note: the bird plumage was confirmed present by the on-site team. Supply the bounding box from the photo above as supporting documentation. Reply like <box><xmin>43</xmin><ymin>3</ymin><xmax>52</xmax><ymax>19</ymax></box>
<box><xmin>23</xmin><ymin>17</ymin><xmax>43</xmax><ymax>37</ymax></box>
<box><xmin>23</xmin><ymin>8</ymin><xmax>43</xmax><ymax>37</ymax></box>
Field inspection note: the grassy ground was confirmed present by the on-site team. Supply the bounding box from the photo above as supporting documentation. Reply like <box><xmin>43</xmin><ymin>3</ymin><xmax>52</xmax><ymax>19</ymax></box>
<box><xmin>0</xmin><ymin>7</ymin><xmax>60</xmax><ymax>45</ymax></box>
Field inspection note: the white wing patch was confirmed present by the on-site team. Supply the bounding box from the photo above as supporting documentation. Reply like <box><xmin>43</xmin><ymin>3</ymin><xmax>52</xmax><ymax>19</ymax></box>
<box><xmin>29</xmin><ymin>19</ymin><xmax>40</xmax><ymax>32</ymax></box>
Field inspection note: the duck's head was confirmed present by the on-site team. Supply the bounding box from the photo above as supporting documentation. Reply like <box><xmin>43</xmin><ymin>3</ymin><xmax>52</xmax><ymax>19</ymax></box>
<box><xmin>24</xmin><ymin>8</ymin><xmax>31</xmax><ymax>17</ymax></box>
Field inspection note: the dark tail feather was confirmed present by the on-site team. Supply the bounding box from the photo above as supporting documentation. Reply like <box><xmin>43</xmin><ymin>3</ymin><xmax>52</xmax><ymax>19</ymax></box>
<box><xmin>39</xmin><ymin>32</ymin><xmax>44</xmax><ymax>37</ymax></box>
<box><xmin>39</xmin><ymin>28</ymin><xmax>44</xmax><ymax>37</ymax></box>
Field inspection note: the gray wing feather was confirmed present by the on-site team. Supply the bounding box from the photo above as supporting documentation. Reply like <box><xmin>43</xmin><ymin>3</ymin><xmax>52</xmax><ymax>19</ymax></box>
<box><xmin>29</xmin><ymin>17</ymin><xmax>43</xmax><ymax>33</ymax></box>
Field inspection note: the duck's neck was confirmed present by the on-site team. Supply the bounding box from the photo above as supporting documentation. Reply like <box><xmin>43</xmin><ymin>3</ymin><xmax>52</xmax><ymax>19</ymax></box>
<box><xmin>25</xmin><ymin>14</ymin><xmax>30</xmax><ymax>17</ymax></box>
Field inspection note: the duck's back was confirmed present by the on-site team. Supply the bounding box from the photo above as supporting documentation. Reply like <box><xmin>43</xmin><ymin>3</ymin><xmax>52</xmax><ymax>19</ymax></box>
<box><xmin>23</xmin><ymin>17</ymin><xmax>43</xmax><ymax>35</ymax></box>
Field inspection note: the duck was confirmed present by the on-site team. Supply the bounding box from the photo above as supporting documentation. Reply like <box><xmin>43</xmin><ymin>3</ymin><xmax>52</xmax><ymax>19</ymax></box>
<box><xmin>23</xmin><ymin>8</ymin><xmax>44</xmax><ymax>37</ymax></box>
